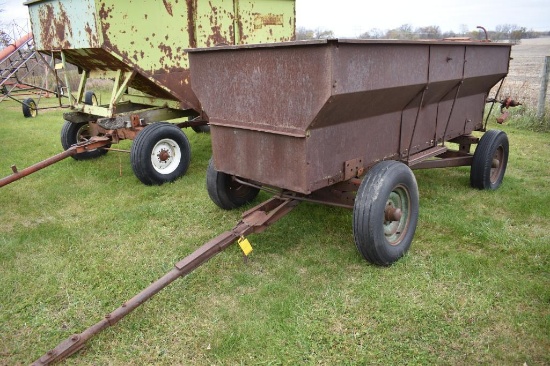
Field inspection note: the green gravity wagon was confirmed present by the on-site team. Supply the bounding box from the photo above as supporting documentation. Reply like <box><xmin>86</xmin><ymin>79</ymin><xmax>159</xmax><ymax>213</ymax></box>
<box><xmin>22</xmin><ymin>0</ymin><xmax>296</xmax><ymax>185</ymax></box>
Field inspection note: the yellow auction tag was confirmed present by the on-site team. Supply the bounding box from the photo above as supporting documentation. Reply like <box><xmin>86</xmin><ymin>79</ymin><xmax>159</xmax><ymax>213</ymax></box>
<box><xmin>238</xmin><ymin>236</ymin><xmax>253</xmax><ymax>256</ymax></box>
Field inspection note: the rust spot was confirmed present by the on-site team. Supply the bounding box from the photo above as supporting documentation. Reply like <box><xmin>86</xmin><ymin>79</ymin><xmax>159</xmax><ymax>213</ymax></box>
<box><xmin>162</xmin><ymin>0</ymin><xmax>173</xmax><ymax>16</ymax></box>
<box><xmin>206</xmin><ymin>25</ymin><xmax>230</xmax><ymax>47</ymax></box>
<box><xmin>158</xmin><ymin>43</ymin><xmax>173</xmax><ymax>59</ymax></box>
<box><xmin>38</xmin><ymin>3</ymin><xmax>72</xmax><ymax>49</ymax></box>
<box><xmin>253</xmin><ymin>13</ymin><xmax>284</xmax><ymax>30</ymax></box>
<box><xmin>98</xmin><ymin>3</ymin><xmax>113</xmax><ymax>20</ymax></box>
<box><xmin>84</xmin><ymin>22</ymin><xmax>98</xmax><ymax>46</ymax></box>
<box><xmin>186</xmin><ymin>0</ymin><xmax>197</xmax><ymax>48</ymax></box>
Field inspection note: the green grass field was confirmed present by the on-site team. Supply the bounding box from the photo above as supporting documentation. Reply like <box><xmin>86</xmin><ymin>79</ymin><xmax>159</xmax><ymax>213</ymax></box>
<box><xmin>1</xmin><ymin>98</ymin><xmax>549</xmax><ymax>365</ymax></box>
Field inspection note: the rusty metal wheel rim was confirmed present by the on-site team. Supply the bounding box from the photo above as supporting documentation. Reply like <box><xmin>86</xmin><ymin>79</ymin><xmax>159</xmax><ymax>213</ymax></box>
<box><xmin>29</xmin><ymin>101</ymin><xmax>37</xmax><ymax>117</ymax></box>
<box><xmin>151</xmin><ymin>138</ymin><xmax>181</xmax><ymax>174</ymax></box>
<box><xmin>490</xmin><ymin>145</ymin><xmax>504</xmax><ymax>183</ymax></box>
<box><xmin>383</xmin><ymin>185</ymin><xmax>410</xmax><ymax>246</ymax></box>
<box><xmin>76</xmin><ymin>124</ymin><xmax>92</xmax><ymax>143</ymax></box>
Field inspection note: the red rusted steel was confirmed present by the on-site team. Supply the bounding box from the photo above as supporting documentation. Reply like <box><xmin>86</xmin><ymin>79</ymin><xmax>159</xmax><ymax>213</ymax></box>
<box><xmin>0</xmin><ymin>137</ymin><xmax>111</xmax><ymax>188</ymax></box>
<box><xmin>32</xmin><ymin>197</ymin><xmax>299</xmax><ymax>365</ymax></box>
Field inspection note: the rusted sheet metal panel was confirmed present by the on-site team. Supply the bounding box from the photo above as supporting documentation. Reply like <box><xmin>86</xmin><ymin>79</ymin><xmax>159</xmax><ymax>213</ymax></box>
<box><xmin>236</xmin><ymin>0</ymin><xmax>296</xmax><ymax>44</ymax></box>
<box><xmin>26</xmin><ymin>0</ymin><xmax>100</xmax><ymax>50</ymax></box>
<box><xmin>190</xmin><ymin>42</ymin><xmax>332</xmax><ymax>136</ymax></box>
<box><xmin>211</xmin><ymin>126</ymin><xmax>309</xmax><ymax>192</ymax></box>
<box><xmin>189</xmin><ymin>39</ymin><xmax>511</xmax><ymax>194</ymax></box>
<box><xmin>194</xmin><ymin>0</ymin><xmax>235</xmax><ymax>47</ymax></box>
<box><xmin>25</xmin><ymin>0</ymin><xmax>296</xmax><ymax>110</ymax></box>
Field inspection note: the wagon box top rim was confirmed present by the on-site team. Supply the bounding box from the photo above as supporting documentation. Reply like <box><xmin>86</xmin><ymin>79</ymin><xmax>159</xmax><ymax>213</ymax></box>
<box><xmin>186</xmin><ymin>38</ymin><xmax>513</xmax><ymax>53</ymax></box>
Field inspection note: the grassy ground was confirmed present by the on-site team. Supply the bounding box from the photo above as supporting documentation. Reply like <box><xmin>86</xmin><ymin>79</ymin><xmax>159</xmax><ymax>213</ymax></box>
<box><xmin>0</xmin><ymin>99</ymin><xmax>548</xmax><ymax>365</ymax></box>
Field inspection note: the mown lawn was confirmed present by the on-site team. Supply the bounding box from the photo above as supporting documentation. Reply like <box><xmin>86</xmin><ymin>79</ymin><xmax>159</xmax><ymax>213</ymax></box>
<box><xmin>0</xmin><ymin>99</ymin><xmax>548</xmax><ymax>365</ymax></box>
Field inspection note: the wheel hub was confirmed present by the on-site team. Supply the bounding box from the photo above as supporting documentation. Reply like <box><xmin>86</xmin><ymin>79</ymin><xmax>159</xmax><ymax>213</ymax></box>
<box><xmin>383</xmin><ymin>186</ymin><xmax>410</xmax><ymax>245</ymax></box>
<box><xmin>158</xmin><ymin>149</ymin><xmax>170</xmax><ymax>162</ymax></box>
<box><xmin>151</xmin><ymin>138</ymin><xmax>181</xmax><ymax>175</ymax></box>
<box><xmin>384</xmin><ymin>205</ymin><xmax>402</xmax><ymax>222</ymax></box>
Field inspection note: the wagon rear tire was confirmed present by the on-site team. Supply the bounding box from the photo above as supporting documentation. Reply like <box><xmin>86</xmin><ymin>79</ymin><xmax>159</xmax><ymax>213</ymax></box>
<box><xmin>192</xmin><ymin>125</ymin><xmax>210</xmax><ymax>133</ymax></box>
<box><xmin>130</xmin><ymin>123</ymin><xmax>191</xmax><ymax>185</ymax></box>
<box><xmin>353</xmin><ymin>161</ymin><xmax>419</xmax><ymax>266</ymax></box>
<box><xmin>61</xmin><ymin>121</ymin><xmax>109</xmax><ymax>160</ymax></box>
<box><xmin>207</xmin><ymin>158</ymin><xmax>259</xmax><ymax>210</ymax></box>
<box><xmin>84</xmin><ymin>91</ymin><xmax>98</xmax><ymax>106</ymax></box>
<box><xmin>22</xmin><ymin>98</ymin><xmax>37</xmax><ymax>118</ymax></box>
<box><xmin>470</xmin><ymin>129</ymin><xmax>509</xmax><ymax>190</ymax></box>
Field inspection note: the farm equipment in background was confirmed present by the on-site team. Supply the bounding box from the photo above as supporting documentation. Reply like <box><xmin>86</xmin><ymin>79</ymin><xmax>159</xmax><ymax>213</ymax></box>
<box><xmin>486</xmin><ymin>96</ymin><xmax>523</xmax><ymax>123</ymax></box>
<box><xmin>0</xmin><ymin>25</ymin><xmax>70</xmax><ymax>117</ymax></box>
<box><xmin>7</xmin><ymin>0</ymin><xmax>296</xmax><ymax>187</ymax></box>
<box><xmin>33</xmin><ymin>37</ymin><xmax>514</xmax><ymax>364</ymax></box>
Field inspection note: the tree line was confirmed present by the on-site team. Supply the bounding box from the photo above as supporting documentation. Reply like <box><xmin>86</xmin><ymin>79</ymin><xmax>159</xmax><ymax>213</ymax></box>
<box><xmin>297</xmin><ymin>24</ymin><xmax>550</xmax><ymax>43</ymax></box>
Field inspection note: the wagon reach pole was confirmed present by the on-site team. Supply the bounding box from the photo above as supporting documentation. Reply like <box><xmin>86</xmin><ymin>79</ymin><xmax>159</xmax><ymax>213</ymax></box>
<box><xmin>32</xmin><ymin>197</ymin><xmax>299</xmax><ymax>365</ymax></box>
<box><xmin>0</xmin><ymin>137</ymin><xmax>111</xmax><ymax>188</ymax></box>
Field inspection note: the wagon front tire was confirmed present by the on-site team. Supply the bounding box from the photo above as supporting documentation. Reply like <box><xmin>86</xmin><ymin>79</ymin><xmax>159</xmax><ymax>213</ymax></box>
<box><xmin>353</xmin><ymin>161</ymin><xmax>419</xmax><ymax>266</ymax></box>
<box><xmin>61</xmin><ymin>121</ymin><xmax>109</xmax><ymax>160</ymax></box>
<box><xmin>130</xmin><ymin>123</ymin><xmax>191</xmax><ymax>185</ymax></box>
<box><xmin>207</xmin><ymin>158</ymin><xmax>259</xmax><ymax>210</ymax></box>
<box><xmin>22</xmin><ymin>98</ymin><xmax>37</xmax><ymax>118</ymax></box>
<box><xmin>470</xmin><ymin>129</ymin><xmax>509</xmax><ymax>190</ymax></box>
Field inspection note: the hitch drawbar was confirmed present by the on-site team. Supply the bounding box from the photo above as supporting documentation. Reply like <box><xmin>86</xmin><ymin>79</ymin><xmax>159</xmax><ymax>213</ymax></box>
<box><xmin>0</xmin><ymin>137</ymin><xmax>111</xmax><ymax>188</ymax></box>
<box><xmin>32</xmin><ymin>197</ymin><xmax>299</xmax><ymax>365</ymax></box>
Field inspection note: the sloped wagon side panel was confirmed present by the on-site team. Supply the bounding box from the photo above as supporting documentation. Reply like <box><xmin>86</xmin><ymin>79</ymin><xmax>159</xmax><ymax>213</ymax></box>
<box><xmin>189</xmin><ymin>39</ymin><xmax>511</xmax><ymax>194</ymax></box>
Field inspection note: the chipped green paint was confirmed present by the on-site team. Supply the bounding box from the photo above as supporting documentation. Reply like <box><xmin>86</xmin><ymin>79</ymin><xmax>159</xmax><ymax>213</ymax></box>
<box><xmin>25</xmin><ymin>0</ymin><xmax>295</xmax><ymax>110</ymax></box>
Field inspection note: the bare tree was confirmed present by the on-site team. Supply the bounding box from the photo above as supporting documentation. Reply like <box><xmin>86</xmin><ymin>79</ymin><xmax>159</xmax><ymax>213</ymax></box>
<box><xmin>459</xmin><ymin>24</ymin><xmax>469</xmax><ymax>36</ymax></box>
<box><xmin>386</xmin><ymin>24</ymin><xmax>416</xmax><ymax>40</ymax></box>
<box><xmin>296</xmin><ymin>26</ymin><xmax>314</xmax><ymax>40</ymax></box>
<box><xmin>359</xmin><ymin>28</ymin><xmax>385</xmax><ymax>39</ymax></box>
<box><xmin>416</xmin><ymin>25</ymin><xmax>441</xmax><ymax>39</ymax></box>
<box><xmin>296</xmin><ymin>27</ymin><xmax>334</xmax><ymax>40</ymax></box>
<box><xmin>0</xmin><ymin>4</ymin><xmax>10</xmax><ymax>47</ymax></box>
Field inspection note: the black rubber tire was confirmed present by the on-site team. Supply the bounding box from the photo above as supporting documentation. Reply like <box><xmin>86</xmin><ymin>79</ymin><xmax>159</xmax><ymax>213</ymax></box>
<box><xmin>84</xmin><ymin>91</ymin><xmax>98</xmax><ymax>106</ymax></box>
<box><xmin>470</xmin><ymin>130</ymin><xmax>509</xmax><ymax>190</ymax></box>
<box><xmin>353</xmin><ymin>161</ymin><xmax>419</xmax><ymax>266</ymax></box>
<box><xmin>22</xmin><ymin>98</ymin><xmax>37</xmax><ymax>118</ymax></box>
<box><xmin>191</xmin><ymin>124</ymin><xmax>211</xmax><ymax>133</ymax></box>
<box><xmin>60</xmin><ymin>121</ymin><xmax>109</xmax><ymax>160</ymax></box>
<box><xmin>130</xmin><ymin>123</ymin><xmax>191</xmax><ymax>185</ymax></box>
<box><xmin>206</xmin><ymin>158</ymin><xmax>260</xmax><ymax>210</ymax></box>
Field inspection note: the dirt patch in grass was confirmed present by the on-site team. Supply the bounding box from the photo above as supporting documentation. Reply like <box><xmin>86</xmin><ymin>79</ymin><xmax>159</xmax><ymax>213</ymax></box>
<box><xmin>501</xmin><ymin>37</ymin><xmax>550</xmax><ymax>107</ymax></box>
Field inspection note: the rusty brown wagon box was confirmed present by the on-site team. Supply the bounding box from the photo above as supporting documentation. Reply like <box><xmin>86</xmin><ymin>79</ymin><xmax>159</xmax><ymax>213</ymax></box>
<box><xmin>188</xmin><ymin>39</ymin><xmax>511</xmax><ymax>194</ymax></box>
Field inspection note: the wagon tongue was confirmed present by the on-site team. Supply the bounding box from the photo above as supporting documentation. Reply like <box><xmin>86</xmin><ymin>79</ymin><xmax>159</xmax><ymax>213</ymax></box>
<box><xmin>0</xmin><ymin>136</ymin><xmax>111</xmax><ymax>188</ymax></box>
<box><xmin>32</xmin><ymin>197</ymin><xmax>299</xmax><ymax>365</ymax></box>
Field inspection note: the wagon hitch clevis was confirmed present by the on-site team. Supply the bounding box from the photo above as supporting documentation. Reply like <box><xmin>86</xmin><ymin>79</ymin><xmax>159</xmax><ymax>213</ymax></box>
<box><xmin>32</xmin><ymin>196</ymin><xmax>299</xmax><ymax>365</ymax></box>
